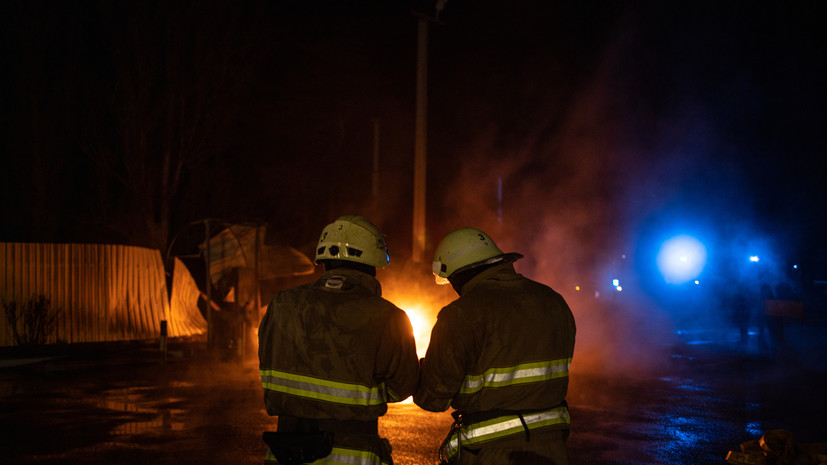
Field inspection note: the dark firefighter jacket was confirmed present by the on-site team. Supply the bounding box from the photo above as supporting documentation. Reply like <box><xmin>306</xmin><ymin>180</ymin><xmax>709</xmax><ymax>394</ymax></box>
<box><xmin>258</xmin><ymin>268</ymin><xmax>419</xmax><ymax>421</ymax></box>
<box><xmin>414</xmin><ymin>262</ymin><xmax>576</xmax><ymax>458</ymax></box>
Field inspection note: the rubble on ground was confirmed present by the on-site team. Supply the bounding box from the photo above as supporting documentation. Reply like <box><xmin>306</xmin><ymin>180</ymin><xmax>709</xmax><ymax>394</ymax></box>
<box><xmin>726</xmin><ymin>430</ymin><xmax>827</xmax><ymax>465</ymax></box>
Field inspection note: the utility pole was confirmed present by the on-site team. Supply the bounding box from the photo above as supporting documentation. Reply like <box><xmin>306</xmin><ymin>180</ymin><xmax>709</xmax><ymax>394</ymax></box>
<box><xmin>412</xmin><ymin>2</ymin><xmax>445</xmax><ymax>263</ymax></box>
<box><xmin>204</xmin><ymin>219</ymin><xmax>213</xmax><ymax>349</ymax></box>
<box><xmin>372</xmin><ymin>118</ymin><xmax>381</xmax><ymax>221</ymax></box>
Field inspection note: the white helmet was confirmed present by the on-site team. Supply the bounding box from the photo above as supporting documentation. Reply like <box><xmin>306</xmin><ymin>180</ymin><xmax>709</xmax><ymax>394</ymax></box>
<box><xmin>432</xmin><ymin>227</ymin><xmax>521</xmax><ymax>284</ymax></box>
<box><xmin>315</xmin><ymin>215</ymin><xmax>390</xmax><ymax>268</ymax></box>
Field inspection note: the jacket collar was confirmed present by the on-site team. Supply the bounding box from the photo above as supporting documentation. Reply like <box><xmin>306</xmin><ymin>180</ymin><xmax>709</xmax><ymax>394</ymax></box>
<box><xmin>319</xmin><ymin>268</ymin><xmax>382</xmax><ymax>296</ymax></box>
<box><xmin>459</xmin><ymin>262</ymin><xmax>518</xmax><ymax>296</ymax></box>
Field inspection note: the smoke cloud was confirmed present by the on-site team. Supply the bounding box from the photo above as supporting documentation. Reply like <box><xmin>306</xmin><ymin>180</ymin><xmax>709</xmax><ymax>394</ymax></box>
<box><xmin>412</xmin><ymin>6</ymin><xmax>800</xmax><ymax>377</ymax></box>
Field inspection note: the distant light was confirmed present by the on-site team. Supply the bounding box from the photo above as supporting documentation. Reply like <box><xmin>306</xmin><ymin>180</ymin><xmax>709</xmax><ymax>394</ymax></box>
<box><xmin>612</xmin><ymin>278</ymin><xmax>620</xmax><ymax>287</ymax></box>
<box><xmin>575</xmin><ymin>285</ymin><xmax>581</xmax><ymax>291</ymax></box>
<box><xmin>694</xmin><ymin>280</ymin><xmax>700</xmax><ymax>285</ymax></box>
<box><xmin>616</xmin><ymin>285</ymin><xmax>623</xmax><ymax>292</ymax></box>
<box><xmin>749</xmin><ymin>255</ymin><xmax>760</xmax><ymax>262</ymax></box>
<box><xmin>656</xmin><ymin>235</ymin><xmax>708</xmax><ymax>284</ymax></box>
<box><xmin>793</xmin><ymin>264</ymin><xmax>798</xmax><ymax>270</ymax></box>
<box><xmin>621</xmin><ymin>254</ymin><xmax>627</xmax><ymax>260</ymax></box>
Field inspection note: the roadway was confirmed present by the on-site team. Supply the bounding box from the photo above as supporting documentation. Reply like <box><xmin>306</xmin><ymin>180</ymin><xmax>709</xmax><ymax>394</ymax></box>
<box><xmin>1</xmin><ymin>326</ymin><xmax>825</xmax><ymax>465</ymax></box>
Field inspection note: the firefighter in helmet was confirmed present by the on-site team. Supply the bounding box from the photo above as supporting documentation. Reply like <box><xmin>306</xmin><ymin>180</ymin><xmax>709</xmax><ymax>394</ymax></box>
<box><xmin>414</xmin><ymin>227</ymin><xmax>576</xmax><ymax>464</ymax></box>
<box><xmin>258</xmin><ymin>215</ymin><xmax>419</xmax><ymax>465</ymax></box>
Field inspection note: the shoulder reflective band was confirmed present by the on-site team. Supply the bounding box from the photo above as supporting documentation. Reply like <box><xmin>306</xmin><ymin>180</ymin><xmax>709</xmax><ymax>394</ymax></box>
<box><xmin>261</xmin><ymin>369</ymin><xmax>388</xmax><ymax>406</ymax></box>
<box><xmin>265</xmin><ymin>446</ymin><xmax>391</xmax><ymax>465</ymax></box>
<box><xmin>459</xmin><ymin>358</ymin><xmax>572</xmax><ymax>394</ymax></box>
<box><xmin>444</xmin><ymin>406</ymin><xmax>570</xmax><ymax>459</ymax></box>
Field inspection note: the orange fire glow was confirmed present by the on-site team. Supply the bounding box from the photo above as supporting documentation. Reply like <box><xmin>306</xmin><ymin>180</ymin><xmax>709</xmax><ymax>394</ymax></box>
<box><xmin>380</xmin><ymin>266</ymin><xmax>456</xmax><ymax>359</ymax></box>
<box><xmin>384</xmin><ymin>275</ymin><xmax>454</xmax><ymax>404</ymax></box>
<box><xmin>397</xmin><ymin>301</ymin><xmax>436</xmax><ymax>358</ymax></box>
<box><xmin>389</xmin><ymin>296</ymin><xmax>438</xmax><ymax>405</ymax></box>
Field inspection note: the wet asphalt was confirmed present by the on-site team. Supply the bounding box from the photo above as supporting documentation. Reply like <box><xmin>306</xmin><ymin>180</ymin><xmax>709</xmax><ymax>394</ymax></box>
<box><xmin>1</xmin><ymin>325</ymin><xmax>826</xmax><ymax>465</ymax></box>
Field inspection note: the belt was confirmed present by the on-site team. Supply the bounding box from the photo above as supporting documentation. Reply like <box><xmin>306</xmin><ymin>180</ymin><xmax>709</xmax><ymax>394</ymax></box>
<box><xmin>457</xmin><ymin>402</ymin><xmax>567</xmax><ymax>425</ymax></box>
<box><xmin>277</xmin><ymin>415</ymin><xmax>378</xmax><ymax>435</ymax></box>
<box><xmin>440</xmin><ymin>403</ymin><xmax>570</xmax><ymax>462</ymax></box>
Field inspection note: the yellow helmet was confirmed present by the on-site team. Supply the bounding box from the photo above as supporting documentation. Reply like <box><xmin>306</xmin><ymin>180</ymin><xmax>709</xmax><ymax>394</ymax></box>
<box><xmin>315</xmin><ymin>215</ymin><xmax>390</xmax><ymax>268</ymax></box>
<box><xmin>432</xmin><ymin>227</ymin><xmax>520</xmax><ymax>285</ymax></box>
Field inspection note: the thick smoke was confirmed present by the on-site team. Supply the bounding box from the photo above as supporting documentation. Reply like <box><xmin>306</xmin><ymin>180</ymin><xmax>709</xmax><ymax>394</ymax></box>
<box><xmin>352</xmin><ymin>4</ymin><xmax>821</xmax><ymax>378</ymax></box>
<box><xmin>423</xmin><ymin>9</ymin><xmax>758</xmax><ymax>377</ymax></box>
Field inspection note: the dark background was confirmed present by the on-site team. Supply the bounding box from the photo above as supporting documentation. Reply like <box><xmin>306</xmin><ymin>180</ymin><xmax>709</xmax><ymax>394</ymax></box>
<box><xmin>2</xmin><ymin>1</ymin><xmax>825</xmax><ymax>296</ymax></box>
<box><xmin>3</xmin><ymin>4</ymin><xmax>827</xmax><ymax>445</ymax></box>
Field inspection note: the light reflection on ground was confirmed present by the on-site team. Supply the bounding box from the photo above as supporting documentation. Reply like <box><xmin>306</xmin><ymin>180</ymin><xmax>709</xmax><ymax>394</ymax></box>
<box><xmin>92</xmin><ymin>386</ymin><xmax>188</xmax><ymax>436</ymax></box>
<box><xmin>3</xmin><ymin>325</ymin><xmax>824</xmax><ymax>465</ymax></box>
<box><xmin>382</xmin><ymin>403</ymin><xmax>453</xmax><ymax>465</ymax></box>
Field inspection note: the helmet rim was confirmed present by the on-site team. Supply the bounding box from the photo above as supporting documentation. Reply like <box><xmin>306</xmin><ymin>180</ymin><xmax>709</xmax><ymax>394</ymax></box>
<box><xmin>432</xmin><ymin>227</ymin><xmax>519</xmax><ymax>281</ymax></box>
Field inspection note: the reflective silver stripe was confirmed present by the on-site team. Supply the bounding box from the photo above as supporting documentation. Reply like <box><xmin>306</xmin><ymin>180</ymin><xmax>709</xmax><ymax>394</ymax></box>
<box><xmin>261</xmin><ymin>369</ymin><xmax>387</xmax><ymax>406</ymax></box>
<box><xmin>265</xmin><ymin>446</ymin><xmax>389</xmax><ymax>465</ymax></box>
<box><xmin>445</xmin><ymin>406</ymin><xmax>570</xmax><ymax>458</ymax></box>
<box><xmin>459</xmin><ymin>358</ymin><xmax>571</xmax><ymax>394</ymax></box>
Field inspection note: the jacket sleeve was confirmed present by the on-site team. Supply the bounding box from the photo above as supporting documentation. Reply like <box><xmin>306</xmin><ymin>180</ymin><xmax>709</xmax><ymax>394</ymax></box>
<box><xmin>375</xmin><ymin>308</ymin><xmax>420</xmax><ymax>402</ymax></box>
<box><xmin>413</xmin><ymin>305</ymin><xmax>474</xmax><ymax>412</ymax></box>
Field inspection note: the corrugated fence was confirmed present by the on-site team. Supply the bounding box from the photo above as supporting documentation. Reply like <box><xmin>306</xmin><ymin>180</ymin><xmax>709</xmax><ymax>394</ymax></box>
<box><xmin>0</xmin><ymin>242</ymin><xmax>206</xmax><ymax>347</ymax></box>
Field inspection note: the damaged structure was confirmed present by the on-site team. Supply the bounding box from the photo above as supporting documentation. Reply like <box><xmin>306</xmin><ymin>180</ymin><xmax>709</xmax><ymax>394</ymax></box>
<box><xmin>0</xmin><ymin>224</ymin><xmax>315</xmax><ymax>351</ymax></box>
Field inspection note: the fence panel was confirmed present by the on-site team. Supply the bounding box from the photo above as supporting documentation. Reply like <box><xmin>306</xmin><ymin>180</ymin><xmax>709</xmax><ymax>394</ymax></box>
<box><xmin>0</xmin><ymin>243</ymin><xmax>206</xmax><ymax>347</ymax></box>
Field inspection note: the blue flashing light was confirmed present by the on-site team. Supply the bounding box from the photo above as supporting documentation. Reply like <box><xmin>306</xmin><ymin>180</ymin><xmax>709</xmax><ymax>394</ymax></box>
<box><xmin>749</xmin><ymin>255</ymin><xmax>760</xmax><ymax>262</ymax></box>
<box><xmin>656</xmin><ymin>234</ymin><xmax>708</xmax><ymax>285</ymax></box>
<box><xmin>612</xmin><ymin>278</ymin><xmax>620</xmax><ymax>287</ymax></box>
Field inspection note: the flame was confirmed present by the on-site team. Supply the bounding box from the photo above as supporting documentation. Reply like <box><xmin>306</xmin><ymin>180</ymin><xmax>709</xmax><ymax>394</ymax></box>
<box><xmin>392</xmin><ymin>296</ymin><xmax>440</xmax><ymax>405</ymax></box>
<box><xmin>379</xmin><ymin>264</ymin><xmax>455</xmax><ymax>359</ymax></box>
<box><xmin>398</xmin><ymin>302</ymin><xmax>435</xmax><ymax>358</ymax></box>
<box><xmin>368</xmin><ymin>263</ymin><xmax>457</xmax><ymax>380</ymax></box>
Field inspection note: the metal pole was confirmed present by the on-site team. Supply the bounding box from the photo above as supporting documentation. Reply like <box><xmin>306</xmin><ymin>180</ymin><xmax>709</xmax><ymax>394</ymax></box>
<box><xmin>250</xmin><ymin>224</ymin><xmax>263</xmax><ymax>362</ymax></box>
<box><xmin>372</xmin><ymin>118</ymin><xmax>381</xmax><ymax>218</ymax></box>
<box><xmin>412</xmin><ymin>17</ymin><xmax>428</xmax><ymax>263</ymax></box>
<box><xmin>497</xmin><ymin>177</ymin><xmax>503</xmax><ymax>223</ymax></box>
<box><xmin>160</xmin><ymin>320</ymin><xmax>168</xmax><ymax>363</ymax></box>
<box><xmin>204</xmin><ymin>219</ymin><xmax>212</xmax><ymax>350</ymax></box>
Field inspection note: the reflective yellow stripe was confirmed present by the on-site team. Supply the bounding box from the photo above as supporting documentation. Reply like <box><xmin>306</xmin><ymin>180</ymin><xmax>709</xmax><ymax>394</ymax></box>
<box><xmin>261</xmin><ymin>369</ymin><xmax>387</xmax><ymax>406</ymax></box>
<box><xmin>444</xmin><ymin>406</ymin><xmax>570</xmax><ymax>458</ymax></box>
<box><xmin>265</xmin><ymin>446</ymin><xmax>390</xmax><ymax>465</ymax></box>
<box><xmin>323</xmin><ymin>447</ymin><xmax>390</xmax><ymax>465</ymax></box>
<box><xmin>459</xmin><ymin>358</ymin><xmax>571</xmax><ymax>394</ymax></box>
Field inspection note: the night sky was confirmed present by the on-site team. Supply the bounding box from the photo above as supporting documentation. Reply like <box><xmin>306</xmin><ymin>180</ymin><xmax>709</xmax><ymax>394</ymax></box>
<box><xmin>2</xmin><ymin>1</ymin><xmax>826</xmax><ymax>290</ymax></box>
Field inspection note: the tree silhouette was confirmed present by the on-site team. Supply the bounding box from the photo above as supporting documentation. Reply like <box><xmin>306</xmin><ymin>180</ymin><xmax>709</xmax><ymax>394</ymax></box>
<box><xmin>79</xmin><ymin>1</ymin><xmax>264</xmax><ymax>250</ymax></box>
